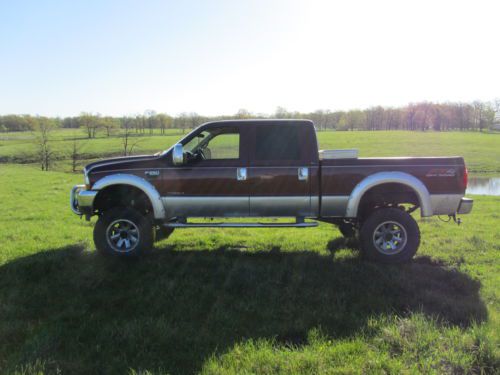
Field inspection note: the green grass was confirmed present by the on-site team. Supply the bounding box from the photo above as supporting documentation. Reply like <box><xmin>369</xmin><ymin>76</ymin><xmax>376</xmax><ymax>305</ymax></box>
<box><xmin>317</xmin><ymin>131</ymin><xmax>500</xmax><ymax>175</ymax></box>
<box><xmin>1</xmin><ymin>129</ymin><xmax>499</xmax><ymax>174</ymax></box>
<box><xmin>0</xmin><ymin>164</ymin><xmax>498</xmax><ymax>374</ymax></box>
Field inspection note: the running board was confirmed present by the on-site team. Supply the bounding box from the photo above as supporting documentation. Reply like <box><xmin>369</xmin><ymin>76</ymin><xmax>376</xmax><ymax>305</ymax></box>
<box><xmin>163</xmin><ymin>221</ymin><xmax>318</xmax><ymax>228</ymax></box>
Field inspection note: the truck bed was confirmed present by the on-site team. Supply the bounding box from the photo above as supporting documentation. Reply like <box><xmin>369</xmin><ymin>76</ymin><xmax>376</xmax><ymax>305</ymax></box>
<box><xmin>320</xmin><ymin>156</ymin><xmax>466</xmax><ymax>196</ymax></box>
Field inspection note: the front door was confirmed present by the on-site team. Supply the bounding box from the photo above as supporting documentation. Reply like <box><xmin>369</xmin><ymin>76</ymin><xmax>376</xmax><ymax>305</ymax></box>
<box><xmin>248</xmin><ymin>124</ymin><xmax>314</xmax><ymax>217</ymax></box>
<box><xmin>162</xmin><ymin>124</ymin><xmax>249</xmax><ymax>219</ymax></box>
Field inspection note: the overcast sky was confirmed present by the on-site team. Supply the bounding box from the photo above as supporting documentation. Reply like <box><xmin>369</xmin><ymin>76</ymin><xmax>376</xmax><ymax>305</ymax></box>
<box><xmin>0</xmin><ymin>0</ymin><xmax>498</xmax><ymax>117</ymax></box>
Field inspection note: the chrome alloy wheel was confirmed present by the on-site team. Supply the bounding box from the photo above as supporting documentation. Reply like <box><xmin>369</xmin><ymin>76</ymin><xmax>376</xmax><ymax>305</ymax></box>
<box><xmin>106</xmin><ymin>219</ymin><xmax>140</xmax><ymax>253</ymax></box>
<box><xmin>372</xmin><ymin>221</ymin><xmax>407</xmax><ymax>255</ymax></box>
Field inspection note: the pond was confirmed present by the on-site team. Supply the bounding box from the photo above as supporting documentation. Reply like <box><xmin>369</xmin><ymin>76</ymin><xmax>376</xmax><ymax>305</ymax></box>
<box><xmin>466</xmin><ymin>177</ymin><xmax>500</xmax><ymax>196</ymax></box>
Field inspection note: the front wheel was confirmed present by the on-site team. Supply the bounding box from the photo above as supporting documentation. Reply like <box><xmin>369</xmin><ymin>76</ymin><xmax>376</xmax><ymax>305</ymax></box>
<box><xmin>94</xmin><ymin>207</ymin><xmax>154</xmax><ymax>257</ymax></box>
<box><xmin>359</xmin><ymin>208</ymin><xmax>420</xmax><ymax>263</ymax></box>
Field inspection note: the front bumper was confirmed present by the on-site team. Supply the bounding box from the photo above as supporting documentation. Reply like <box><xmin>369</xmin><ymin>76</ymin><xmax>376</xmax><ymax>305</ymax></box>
<box><xmin>457</xmin><ymin>197</ymin><xmax>473</xmax><ymax>215</ymax></box>
<box><xmin>70</xmin><ymin>185</ymin><xmax>97</xmax><ymax>216</ymax></box>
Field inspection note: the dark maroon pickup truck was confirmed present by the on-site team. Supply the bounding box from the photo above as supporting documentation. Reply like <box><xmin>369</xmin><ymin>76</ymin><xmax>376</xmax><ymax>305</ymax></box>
<box><xmin>71</xmin><ymin>119</ymin><xmax>473</xmax><ymax>262</ymax></box>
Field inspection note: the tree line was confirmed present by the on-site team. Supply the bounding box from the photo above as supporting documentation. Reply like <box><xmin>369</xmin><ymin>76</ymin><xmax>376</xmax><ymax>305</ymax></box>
<box><xmin>1</xmin><ymin>101</ymin><xmax>498</xmax><ymax>135</ymax></box>
<box><xmin>2</xmin><ymin>100</ymin><xmax>498</xmax><ymax>172</ymax></box>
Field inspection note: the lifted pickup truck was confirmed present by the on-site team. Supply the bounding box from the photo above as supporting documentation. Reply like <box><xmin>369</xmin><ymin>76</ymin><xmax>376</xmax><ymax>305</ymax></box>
<box><xmin>71</xmin><ymin>119</ymin><xmax>473</xmax><ymax>262</ymax></box>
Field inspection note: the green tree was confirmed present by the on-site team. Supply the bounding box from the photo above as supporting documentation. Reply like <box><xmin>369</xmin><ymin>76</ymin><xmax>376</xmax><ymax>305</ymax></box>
<box><xmin>157</xmin><ymin>113</ymin><xmax>173</xmax><ymax>134</ymax></box>
<box><xmin>100</xmin><ymin>116</ymin><xmax>119</xmax><ymax>137</ymax></box>
<box><xmin>78</xmin><ymin>113</ymin><xmax>99</xmax><ymax>138</ymax></box>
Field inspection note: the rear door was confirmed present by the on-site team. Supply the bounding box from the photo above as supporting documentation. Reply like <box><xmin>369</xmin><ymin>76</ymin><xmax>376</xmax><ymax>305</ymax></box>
<box><xmin>248</xmin><ymin>123</ymin><xmax>315</xmax><ymax>217</ymax></box>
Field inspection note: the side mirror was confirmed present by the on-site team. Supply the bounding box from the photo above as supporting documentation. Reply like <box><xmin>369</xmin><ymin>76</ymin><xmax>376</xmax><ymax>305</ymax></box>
<box><xmin>172</xmin><ymin>143</ymin><xmax>184</xmax><ymax>165</ymax></box>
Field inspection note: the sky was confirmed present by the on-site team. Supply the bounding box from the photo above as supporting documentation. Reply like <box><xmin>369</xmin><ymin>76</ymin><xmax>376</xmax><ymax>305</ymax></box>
<box><xmin>0</xmin><ymin>0</ymin><xmax>499</xmax><ymax>117</ymax></box>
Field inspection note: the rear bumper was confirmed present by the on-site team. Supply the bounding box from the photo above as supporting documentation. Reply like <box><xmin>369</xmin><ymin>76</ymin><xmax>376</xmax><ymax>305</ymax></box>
<box><xmin>429</xmin><ymin>194</ymin><xmax>474</xmax><ymax>216</ymax></box>
<box><xmin>70</xmin><ymin>185</ymin><xmax>97</xmax><ymax>216</ymax></box>
<box><xmin>457</xmin><ymin>197</ymin><xmax>473</xmax><ymax>215</ymax></box>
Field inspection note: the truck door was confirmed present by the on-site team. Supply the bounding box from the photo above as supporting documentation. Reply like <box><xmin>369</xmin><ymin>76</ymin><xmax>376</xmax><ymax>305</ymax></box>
<box><xmin>162</xmin><ymin>124</ymin><xmax>250</xmax><ymax>218</ymax></box>
<box><xmin>248</xmin><ymin>123</ymin><xmax>316</xmax><ymax>217</ymax></box>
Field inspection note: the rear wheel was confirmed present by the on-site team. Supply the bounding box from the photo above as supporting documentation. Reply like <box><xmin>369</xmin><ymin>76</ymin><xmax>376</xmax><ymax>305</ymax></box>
<box><xmin>94</xmin><ymin>207</ymin><xmax>154</xmax><ymax>257</ymax></box>
<box><xmin>359</xmin><ymin>207</ymin><xmax>420</xmax><ymax>263</ymax></box>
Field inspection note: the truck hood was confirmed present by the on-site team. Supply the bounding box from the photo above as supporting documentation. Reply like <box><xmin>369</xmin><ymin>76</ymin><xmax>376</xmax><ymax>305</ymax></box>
<box><xmin>85</xmin><ymin>154</ymin><xmax>160</xmax><ymax>173</ymax></box>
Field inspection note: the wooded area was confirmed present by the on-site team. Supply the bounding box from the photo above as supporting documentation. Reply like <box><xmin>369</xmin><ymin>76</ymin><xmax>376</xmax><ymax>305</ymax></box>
<box><xmin>1</xmin><ymin>101</ymin><xmax>499</xmax><ymax>134</ymax></box>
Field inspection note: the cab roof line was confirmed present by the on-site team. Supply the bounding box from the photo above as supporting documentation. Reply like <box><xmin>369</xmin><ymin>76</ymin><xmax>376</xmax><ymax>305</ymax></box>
<box><xmin>200</xmin><ymin>119</ymin><xmax>314</xmax><ymax>126</ymax></box>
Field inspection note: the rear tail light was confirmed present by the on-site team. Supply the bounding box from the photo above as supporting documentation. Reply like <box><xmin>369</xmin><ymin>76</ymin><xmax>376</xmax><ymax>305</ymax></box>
<box><xmin>463</xmin><ymin>167</ymin><xmax>468</xmax><ymax>189</ymax></box>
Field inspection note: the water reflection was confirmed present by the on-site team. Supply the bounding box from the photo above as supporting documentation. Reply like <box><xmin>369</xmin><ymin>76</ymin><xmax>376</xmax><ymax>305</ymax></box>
<box><xmin>466</xmin><ymin>177</ymin><xmax>500</xmax><ymax>196</ymax></box>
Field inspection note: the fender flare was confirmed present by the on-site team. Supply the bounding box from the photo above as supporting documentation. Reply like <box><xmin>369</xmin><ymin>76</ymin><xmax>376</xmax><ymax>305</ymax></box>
<box><xmin>345</xmin><ymin>171</ymin><xmax>432</xmax><ymax>218</ymax></box>
<box><xmin>92</xmin><ymin>174</ymin><xmax>165</xmax><ymax>219</ymax></box>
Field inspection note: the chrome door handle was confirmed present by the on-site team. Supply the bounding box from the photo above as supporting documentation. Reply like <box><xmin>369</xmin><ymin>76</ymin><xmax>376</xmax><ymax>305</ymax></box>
<box><xmin>298</xmin><ymin>167</ymin><xmax>309</xmax><ymax>181</ymax></box>
<box><xmin>237</xmin><ymin>167</ymin><xmax>247</xmax><ymax>181</ymax></box>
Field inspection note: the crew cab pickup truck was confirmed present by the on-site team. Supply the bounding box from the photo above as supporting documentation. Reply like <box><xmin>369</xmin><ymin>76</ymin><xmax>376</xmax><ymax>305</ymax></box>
<box><xmin>71</xmin><ymin>119</ymin><xmax>473</xmax><ymax>262</ymax></box>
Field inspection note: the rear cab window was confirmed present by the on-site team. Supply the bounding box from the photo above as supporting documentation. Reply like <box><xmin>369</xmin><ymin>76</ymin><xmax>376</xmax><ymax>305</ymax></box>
<box><xmin>255</xmin><ymin>125</ymin><xmax>300</xmax><ymax>161</ymax></box>
<box><xmin>250</xmin><ymin>123</ymin><xmax>317</xmax><ymax>166</ymax></box>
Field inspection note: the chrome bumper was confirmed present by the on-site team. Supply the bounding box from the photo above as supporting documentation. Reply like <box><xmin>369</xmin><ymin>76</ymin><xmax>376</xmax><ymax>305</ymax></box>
<box><xmin>70</xmin><ymin>185</ymin><xmax>97</xmax><ymax>215</ymax></box>
<box><xmin>457</xmin><ymin>197</ymin><xmax>473</xmax><ymax>215</ymax></box>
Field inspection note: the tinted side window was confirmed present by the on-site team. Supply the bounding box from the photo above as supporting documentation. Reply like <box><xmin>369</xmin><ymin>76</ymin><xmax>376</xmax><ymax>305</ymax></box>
<box><xmin>255</xmin><ymin>125</ymin><xmax>300</xmax><ymax>161</ymax></box>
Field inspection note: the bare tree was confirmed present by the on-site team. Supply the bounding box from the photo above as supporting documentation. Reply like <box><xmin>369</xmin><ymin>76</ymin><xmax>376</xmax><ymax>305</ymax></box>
<box><xmin>405</xmin><ymin>104</ymin><xmax>417</xmax><ymax>130</ymax></box>
<box><xmin>175</xmin><ymin>113</ymin><xmax>191</xmax><ymax>134</ymax></box>
<box><xmin>492</xmin><ymin>99</ymin><xmax>500</xmax><ymax>128</ymax></box>
<box><xmin>235</xmin><ymin>109</ymin><xmax>252</xmax><ymax>119</ymax></box>
<box><xmin>34</xmin><ymin>117</ymin><xmax>55</xmax><ymax>171</ymax></box>
<box><xmin>141</xmin><ymin>115</ymin><xmax>147</xmax><ymax>134</ymax></box>
<box><xmin>157</xmin><ymin>113</ymin><xmax>173</xmax><ymax>134</ymax></box>
<box><xmin>274</xmin><ymin>106</ymin><xmax>297</xmax><ymax>119</ymax></box>
<box><xmin>134</xmin><ymin>115</ymin><xmax>141</xmax><ymax>133</ymax></box>
<box><xmin>122</xmin><ymin>117</ymin><xmax>141</xmax><ymax>156</ymax></box>
<box><xmin>187</xmin><ymin>112</ymin><xmax>202</xmax><ymax>130</ymax></box>
<box><xmin>310</xmin><ymin>110</ymin><xmax>331</xmax><ymax>131</ymax></box>
<box><xmin>473</xmin><ymin>101</ymin><xmax>485</xmax><ymax>131</ymax></box>
<box><xmin>385</xmin><ymin>108</ymin><xmax>400</xmax><ymax>130</ymax></box>
<box><xmin>365</xmin><ymin>108</ymin><xmax>377</xmax><ymax>130</ymax></box>
<box><xmin>493</xmin><ymin>98</ymin><xmax>500</xmax><ymax>114</ymax></box>
<box><xmin>69</xmin><ymin>135</ymin><xmax>85</xmax><ymax>172</ymax></box>
<box><xmin>145</xmin><ymin>110</ymin><xmax>157</xmax><ymax>135</ymax></box>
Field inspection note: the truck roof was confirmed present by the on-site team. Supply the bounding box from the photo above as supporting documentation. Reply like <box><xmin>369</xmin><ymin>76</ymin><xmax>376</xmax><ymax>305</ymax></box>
<box><xmin>200</xmin><ymin>119</ymin><xmax>314</xmax><ymax>127</ymax></box>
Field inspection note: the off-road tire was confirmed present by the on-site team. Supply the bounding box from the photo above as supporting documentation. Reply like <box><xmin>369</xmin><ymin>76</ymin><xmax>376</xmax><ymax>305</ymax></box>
<box><xmin>360</xmin><ymin>207</ymin><xmax>420</xmax><ymax>263</ymax></box>
<box><xmin>94</xmin><ymin>207</ymin><xmax>154</xmax><ymax>257</ymax></box>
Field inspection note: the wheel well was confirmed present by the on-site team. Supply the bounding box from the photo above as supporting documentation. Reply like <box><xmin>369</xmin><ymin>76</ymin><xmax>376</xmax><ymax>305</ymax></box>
<box><xmin>93</xmin><ymin>185</ymin><xmax>154</xmax><ymax>216</ymax></box>
<box><xmin>358</xmin><ymin>183</ymin><xmax>419</xmax><ymax>219</ymax></box>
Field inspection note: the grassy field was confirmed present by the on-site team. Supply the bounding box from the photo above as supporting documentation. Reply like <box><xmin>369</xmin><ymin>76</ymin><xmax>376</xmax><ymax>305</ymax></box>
<box><xmin>0</xmin><ymin>128</ymin><xmax>183</xmax><ymax>166</ymax></box>
<box><xmin>1</xmin><ymin>129</ymin><xmax>499</xmax><ymax>175</ymax></box>
<box><xmin>0</xmin><ymin>164</ymin><xmax>498</xmax><ymax>374</ymax></box>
